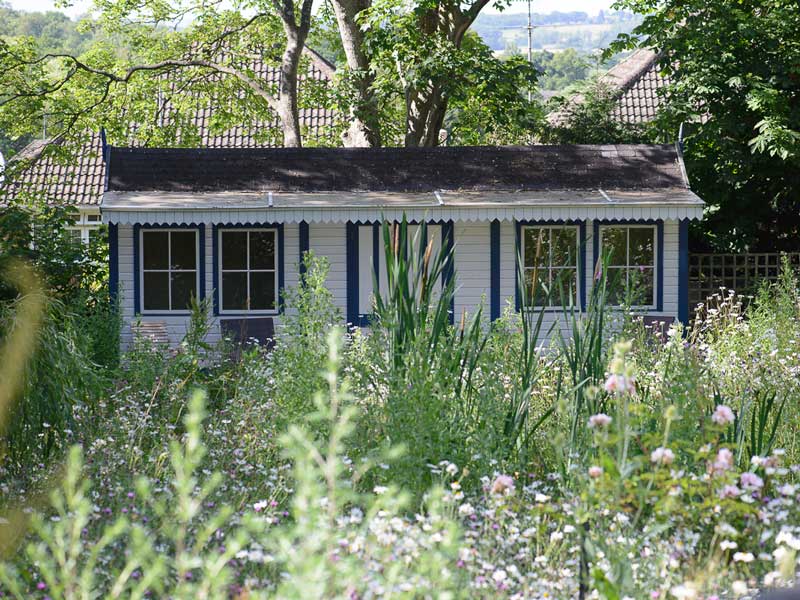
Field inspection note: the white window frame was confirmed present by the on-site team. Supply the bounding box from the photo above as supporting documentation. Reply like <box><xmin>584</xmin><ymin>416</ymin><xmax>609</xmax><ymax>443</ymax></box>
<box><xmin>521</xmin><ymin>224</ymin><xmax>581</xmax><ymax>308</ymax></box>
<box><xmin>65</xmin><ymin>210</ymin><xmax>102</xmax><ymax>244</ymax></box>
<box><xmin>218</xmin><ymin>227</ymin><xmax>280</xmax><ymax>315</ymax></box>
<box><xmin>139</xmin><ymin>228</ymin><xmax>200</xmax><ymax>314</ymax></box>
<box><xmin>598</xmin><ymin>224</ymin><xmax>658</xmax><ymax>309</ymax></box>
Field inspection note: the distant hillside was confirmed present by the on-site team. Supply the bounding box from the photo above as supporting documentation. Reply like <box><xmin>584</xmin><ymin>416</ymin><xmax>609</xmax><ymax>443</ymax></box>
<box><xmin>472</xmin><ymin>9</ymin><xmax>642</xmax><ymax>53</ymax></box>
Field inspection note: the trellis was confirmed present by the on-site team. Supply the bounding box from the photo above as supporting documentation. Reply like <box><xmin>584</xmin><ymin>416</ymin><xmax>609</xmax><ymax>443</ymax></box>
<box><xmin>688</xmin><ymin>252</ymin><xmax>800</xmax><ymax>307</ymax></box>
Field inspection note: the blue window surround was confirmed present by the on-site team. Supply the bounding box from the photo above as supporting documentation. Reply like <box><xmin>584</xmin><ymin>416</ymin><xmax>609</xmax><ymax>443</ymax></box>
<box><xmin>490</xmin><ymin>220</ymin><xmax>501</xmax><ymax>321</ymax></box>
<box><xmin>134</xmin><ymin>223</ymin><xmax>205</xmax><ymax>316</ymax></box>
<box><xmin>299</xmin><ymin>221</ymin><xmax>310</xmax><ymax>277</ymax></box>
<box><xmin>346</xmin><ymin>220</ymin><xmax>454</xmax><ymax>326</ymax></box>
<box><xmin>212</xmin><ymin>223</ymin><xmax>285</xmax><ymax>317</ymax></box>
<box><xmin>592</xmin><ymin>219</ymin><xmax>664</xmax><ymax>312</ymax></box>
<box><xmin>109</xmin><ymin>223</ymin><xmax>118</xmax><ymax>302</ymax></box>
<box><xmin>678</xmin><ymin>218</ymin><xmax>690</xmax><ymax>323</ymax></box>
<box><xmin>514</xmin><ymin>220</ymin><xmax>587</xmax><ymax>312</ymax></box>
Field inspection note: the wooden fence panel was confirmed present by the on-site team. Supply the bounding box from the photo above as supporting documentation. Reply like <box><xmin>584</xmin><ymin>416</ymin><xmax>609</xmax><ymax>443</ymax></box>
<box><xmin>689</xmin><ymin>252</ymin><xmax>800</xmax><ymax>306</ymax></box>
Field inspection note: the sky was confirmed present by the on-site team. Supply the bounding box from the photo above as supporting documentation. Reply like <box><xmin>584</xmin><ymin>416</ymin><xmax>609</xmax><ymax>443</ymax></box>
<box><xmin>7</xmin><ymin>0</ymin><xmax>615</xmax><ymax>17</ymax></box>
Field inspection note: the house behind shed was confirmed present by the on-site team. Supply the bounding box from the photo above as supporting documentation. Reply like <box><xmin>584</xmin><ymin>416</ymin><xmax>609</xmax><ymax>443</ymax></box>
<box><xmin>100</xmin><ymin>144</ymin><xmax>703</xmax><ymax>346</ymax></box>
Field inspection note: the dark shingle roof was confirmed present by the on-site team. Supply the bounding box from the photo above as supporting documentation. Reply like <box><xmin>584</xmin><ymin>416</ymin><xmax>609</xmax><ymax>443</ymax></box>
<box><xmin>2</xmin><ymin>50</ymin><xmax>336</xmax><ymax>207</ymax></box>
<box><xmin>107</xmin><ymin>144</ymin><xmax>689</xmax><ymax>193</ymax></box>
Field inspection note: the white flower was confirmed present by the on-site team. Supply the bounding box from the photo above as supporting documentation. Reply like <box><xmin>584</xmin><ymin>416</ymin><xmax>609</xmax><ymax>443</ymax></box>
<box><xmin>720</xmin><ymin>540</ymin><xmax>738</xmax><ymax>551</ymax></box>
<box><xmin>712</xmin><ymin>405</ymin><xmax>735</xmax><ymax>426</ymax></box>
<box><xmin>651</xmin><ymin>447</ymin><xmax>675</xmax><ymax>466</ymax></box>
<box><xmin>445</xmin><ymin>462</ymin><xmax>459</xmax><ymax>476</ymax></box>
<box><xmin>731</xmin><ymin>580</ymin><xmax>748</xmax><ymax>596</ymax></box>
<box><xmin>670</xmin><ymin>582</ymin><xmax>698</xmax><ymax>599</ymax></box>
<box><xmin>732</xmin><ymin>552</ymin><xmax>754</xmax><ymax>563</ymax></box>
<box><xmin>588</xmin><ymin>413</ymin><xmax>612</xmax><ymax>428</ymax></box>
<box><xmin>373</xmin><ymin>486</ymin><xmax>388</xmax><ymax>495</ymax></box>
<box><xmin>778</xmin><ymin>484</ymin><xmax>796</xmax><ymax>496</ymax></box>
<box><xmin>492</xmin><ymin>569</ymin><xmax>507</xmax><ymax>583</ymax></box>
<box><xmin>458</xmin><ymin>503</ymin><xmax>475</xmax><ymax>516</ymax></box>
<box><xmin>550</xmin><ymin>531</ymin><xmax>564</xmax><ymax>542</ymax></box>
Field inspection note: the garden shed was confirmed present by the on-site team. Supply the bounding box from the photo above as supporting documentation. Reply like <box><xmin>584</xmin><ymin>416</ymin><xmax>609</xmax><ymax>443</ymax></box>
<box><xmin>100</xmin><ymin>144</ymin><xmax>704</xmax><ymax>346</ymax></box>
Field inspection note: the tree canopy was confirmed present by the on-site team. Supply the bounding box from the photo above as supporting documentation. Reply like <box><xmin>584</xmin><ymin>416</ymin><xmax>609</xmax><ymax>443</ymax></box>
<box><xmin>0</xmin><ymin>0</ymin><xmax>541</xmax><ymax>152</ymax></box>
<box><xmin>610</xmin><ymin>0</ymin><xmax>800</xmax><ymax>252</ymax></box>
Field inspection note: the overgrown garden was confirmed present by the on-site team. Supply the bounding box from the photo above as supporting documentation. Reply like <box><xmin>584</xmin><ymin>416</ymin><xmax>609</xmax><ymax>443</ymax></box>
<box><xmin>1</xmin><ymin>222</ymin><xmax>799</xmax><ymax>598</ymax></box>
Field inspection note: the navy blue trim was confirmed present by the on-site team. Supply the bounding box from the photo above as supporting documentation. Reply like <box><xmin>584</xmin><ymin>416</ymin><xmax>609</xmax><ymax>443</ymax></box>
<box><xmin>214</xmin><ymin>223</ymin><xmax>285</xmax><ymax>315</ymax></box>
<box><xmin>299</xmin><ymin>220</ymin><xmax>309</xmax><ymax>277</ymax></box>
<box><xmin>490</xmin><ymin>220</ymin><xmax>501</xmax><ymax>320</ymax></box>
<box><xmin>134</xmin><ymin>223</ymin><xmax>204</xmax><ymax>316</ymax></box>
<box><xmin>515</xmin><ymin>221</ymin><xmax>521</xmax><ymax>312</ymax></box>
<box><xmin>133</xmin><ymin>224</ymin><xmax>140</xmax><ymax>314</ymax></box>
<box><xmin>678</xmin><ymin>218</ymin><xmax>690</xmax><ymax>323</ymax></box>
<box><xmin>212</xmin><ymin>225</ymin><xmax>219</xmax><ymax>315</ymax></box>
<box><xmin>592</xmin><ymin>219</ymin><xmax>664</xmax><ymax>311</ymax></box>
<box><xmin>442</xmin><ymin>220</ymin><xmax>455</xmax><ymax>324</ymax></box>
<box><xmin>108</xmin><ymin>223</ymin><xmax>118</xmax><ymax>302</ymax></box>
<box><xmin>278</xmin><ymin>225</ymin><xmax>285</xmax><ymax>310</ymax></box>
<box><xmin>372</xmin><ymin>222</ymin><xmax>380</xmax><ymax>283</ymax></box>
<box><xmin>346</xmin><ymin>222</ymin><xmax>360</xmax><ymax>325</ymax></box>
<box><xmin>100</xmin><ymin>130</ymin><xmax>110</xmax><ymax>192</ymax></box>
<box><xmin>516</xmin><ymin>220</ymin><xmax>586</xmax><ymax>312</ymax></box>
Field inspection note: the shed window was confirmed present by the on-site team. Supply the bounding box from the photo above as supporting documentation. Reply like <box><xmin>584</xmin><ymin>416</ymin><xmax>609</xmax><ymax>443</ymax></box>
<box><xmin>141</xmin><ymin>229</ymin><xmax>199</xmax><ymax>311</ymax></box>
<box><xmin>521</xmin><ymin>225</ymin><xmax>579</xmax><ymax>306</ymax></box>
<box><xmin>219</xmin><ymin>229</ymin><xmax>278</xmax><ymax>312</ymax></box>
<box><xmin>599</xmin><ymin>225</ymin><xmax>656</xmax><ymax>307</ymax></box>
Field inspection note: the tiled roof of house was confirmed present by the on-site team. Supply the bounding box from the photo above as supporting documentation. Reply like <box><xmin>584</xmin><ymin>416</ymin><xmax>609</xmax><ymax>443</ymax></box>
<box><xmin>107</xmin><ymin>144</ymin><xmax>690</xmax><ymax>193</ymax></box>
<box><xmin>548</xmin><ymin>49</ymin><xmax>670</xmax><ymax>127</ymax></box>
<box><xmin>605</xmin><ymin>49</ymin><xmax>671</xmax><ymax>124</ymax></box>
<box><xmin>2</xmin><ymin>49</ymin><xmax>336</xmax><ymax>207</ymax></box>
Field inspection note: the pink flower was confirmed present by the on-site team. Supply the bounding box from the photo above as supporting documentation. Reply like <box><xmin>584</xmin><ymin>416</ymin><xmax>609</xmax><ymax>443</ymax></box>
<box><xmin>712</xmin><ymin>448</ymin><xmax>734</xmax><ymax>474</ymax></box>
<box><xmin>719</xmin><ymin>484</ymin><xmax>741</xmax><ymax>499</ymax></box>
<box><xmin>588</xmin><ymin>466</ymin><xmax>603</xmax><ymax>479</ymax></box>
<box><xmin>588</xmin><ymin>413</ymin><xmax>612</xmax><ymax>428</ymax></box>
<box><xmin>604</xmin><ymin>374</ymin><xmax>634</xmax><ymax>395</ymax></box>
<box><xmin>491</xmin><ymin>474</ymin><xmax>515</xmax><ymax>495</ymax></box>
<box><xmin>740</xmin><ymin>472</ymin><xmax>764</xmax><ymax>490</ymax></box>
<box><xmin>650</xmin><ymin>447</ymin><xmax>675</xmax><ymax>466</ymax></box>
<box><xmin>712</xmin><ymin>405</ymin><xmax>735</xmax><ymax>426</ymax></box>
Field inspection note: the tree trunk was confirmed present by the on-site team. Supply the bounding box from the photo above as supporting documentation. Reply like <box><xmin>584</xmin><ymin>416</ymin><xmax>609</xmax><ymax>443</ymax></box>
<box><xmin>277</xmin><ymin>32</ymin><xmax>304</xmax><ymax>148</ymax></box>
<box><xmin>329</xmin><ymin>0</ymin><xmax>382</xmax><ymax>147</ymax></box>
<box><xmin>275</xmin><ymin>0</ymin><xmax>314</xmax><ymax>148</ymax></box>
<box><xmin>403</xmin><ymin>5</ymin><xmax>481</xmax><ymax>147</ymax></box>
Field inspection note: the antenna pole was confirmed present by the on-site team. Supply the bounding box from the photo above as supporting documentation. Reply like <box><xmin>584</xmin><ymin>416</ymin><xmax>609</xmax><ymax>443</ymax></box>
<box><xmin>527</xmin><ymin>0</ymin><xmax>533</xmax><ymax>101</ymax></box>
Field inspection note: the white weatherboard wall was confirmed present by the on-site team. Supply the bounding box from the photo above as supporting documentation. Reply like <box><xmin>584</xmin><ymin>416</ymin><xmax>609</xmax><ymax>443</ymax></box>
<box><xmin>453</xmin><ymin>222</ymin><xmax>491</xmax><ymax>320</ymax></box>
<box><xmin>116</xmin><ymin>219</ymin><xmax>682</xmax><ymax>348</ymax></box>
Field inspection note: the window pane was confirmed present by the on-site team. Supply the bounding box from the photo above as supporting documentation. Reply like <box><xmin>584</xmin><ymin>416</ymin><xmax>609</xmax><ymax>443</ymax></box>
<box><xmin>524</xmin><ymin>268</ymin><xmax>549</xmax><ymax>306</ymax></box>
<box><xmin>630</xmin><ymin>267</ymin><xmax>655</xmax><ymax>306</ymax></box>
<box><xmin>221</xmin><ymin>231</ymin><xmax>247</xmax><ymax>270</ymax></box>
<box><xmin>222</xmin><ymin>272</ymin><xmax>247</xmax><ymax>310</ymax></box>
<box><xmin>605</xmin><ymin>267</ymin><xmax>627</xmax><ymax>305</ymax></box>
<box><xmin>170</xmin><ymin>231</ymin><xmax>197</xmax><ymax>270</ymax></box>
<box><xmin>171</xmin><ymin>271</ymin><xmax>196</xmax><ymax>310</ymax></box>
<box><xmin>250</xmin><ymin>271</ymin><xmax>276</xmax><ymax>310</ymax></box>
<box><xmin>552</xmin><ymin>268</ymin><xmax>578</xmax><ymax>306</ymax></box>
<box><xmin>601</xmin><ymin>228</ymin><xmax>627</xmax><ymax>266</ymax></box>
<box><xmin>524</xmin><ymin>228</ymin><xmax>548</xmax><ymax>268</ymax></box>
<box><xmin>250</xmin><ymin>231</ymin><xmax>275</xmax><ymax>270</ymax></box>
<box><xmin>630</xmin><ymin>228</ymin><xmax>655</xmax><ymax>266</ymax></box>
<box><xmin>143</xmin><ymin>231</ymin><xmax>169</xmax><ymax>269</ymax></box>
<box><xmin>143</xmin><ymin>272</ymin><xmax>169</xmax><ymax>310</ymax></box>
<box><xmin>551</xmin><ymin>228</ymin><xmax>578</xmax><ymax>268</ymax></box>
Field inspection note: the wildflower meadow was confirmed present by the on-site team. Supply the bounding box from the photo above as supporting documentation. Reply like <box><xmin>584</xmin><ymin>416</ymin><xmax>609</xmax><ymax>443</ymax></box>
<box><xmin>1</xmin><ymin>223</ymin><xmax>800</xmax><ymax>599</ymax></box>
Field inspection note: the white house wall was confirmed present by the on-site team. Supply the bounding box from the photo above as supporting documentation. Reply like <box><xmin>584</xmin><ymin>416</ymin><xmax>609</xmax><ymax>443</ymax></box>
<box><xmin>114</xmin><ymin>219</ymin><xmax>685</xmax><ymax>348</ymax></box>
